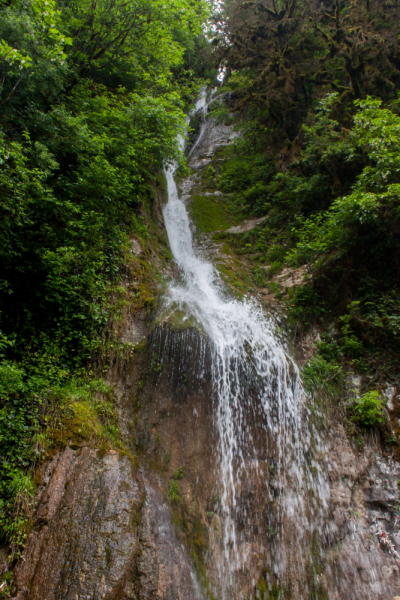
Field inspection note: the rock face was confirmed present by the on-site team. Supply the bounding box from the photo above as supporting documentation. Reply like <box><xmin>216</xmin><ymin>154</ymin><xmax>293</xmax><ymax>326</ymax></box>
<box><xmin>316</xmin><ymin>428</ymin><xmax>400</xmax><ymax>600</ymax></box>
<box><xmin>14</xmin><ymin>447</ymin><xmax>141</xmax><ymax>600</ymax></box>
<box><xmin>135</xmin><ymin>476</ymin><xmax>203</xmax><ymax>600</ymax></box>
<box><xmin>12</xmin><ymin>446</ymin><xmax>203</xmax><ymax>600</ymax></box>
<box><xmin>127</xmin><ymin>327</ymin><xmax>400</xmax><ymax>600</ymax></box>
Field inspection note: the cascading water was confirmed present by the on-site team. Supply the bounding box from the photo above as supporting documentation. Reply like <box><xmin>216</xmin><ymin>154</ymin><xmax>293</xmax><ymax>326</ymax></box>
<box><xmin>160</xmin><ymin>91</ymin><xmax>398</xmax><ymax>600</ymax></box>
<box><xmin>162</xmin><ymin>92</ymin><xmax>329</xmax><ymax>599</ymax></box>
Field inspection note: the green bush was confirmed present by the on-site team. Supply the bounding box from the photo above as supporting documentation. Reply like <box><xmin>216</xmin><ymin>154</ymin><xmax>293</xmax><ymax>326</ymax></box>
<box><xmin>350</xmin><ymin>391</ymin><xmax>385</xmax><ymax>427</ymax></box>
<box><xmin>168</xmin><ymin>480</ymin><xmax>182</xmax><ymax>503</ymax></box>
<box><xmin>167</xmin><ymin>467</ymin><xmax>186</xmax><ymax>503</ymax></box>
<box><xmin>302</xmin><ymin>356</ymin><xmax>343</xmax><ymax>396</ymax></box>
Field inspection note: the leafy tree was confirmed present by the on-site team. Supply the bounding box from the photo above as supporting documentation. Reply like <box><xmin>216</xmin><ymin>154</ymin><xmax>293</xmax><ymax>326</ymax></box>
<box><xmin>291</xmin><ymin>96</ymin><xmax>400</xmax><ymax>267</ymax></box>
<box><xmin>213</xmin><ymin>0</ymin><xmax>400</xmax><ymax>141</ymax></box>
<box><xmin>0</xmin><ymin>0</ymin><xmax>210</xmax><ymax>549</ymax></box>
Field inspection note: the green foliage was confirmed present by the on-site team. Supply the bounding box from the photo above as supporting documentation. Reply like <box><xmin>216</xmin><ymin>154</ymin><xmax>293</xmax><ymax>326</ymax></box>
<box><xmin>302</xmin><ymin>356</ymin><xmax>343</xmax><ymax>397</ymax></box>
<box><xmin>0</xmin><ymin>0</ymin><xmax>72</xmax><ymax>105</ymax></box>
<box><xmin>215</xmin><ymin>137</ymin><xmax>275</xmax><ymax>217</ymax></box>
<box><xmin>0</xmin><ymin>0</ymin><xmax>208</xmax><ymax>552</ymax></box>
<box><xmin>214</xmin><ymin>0</ymin><xmax>400</xmax><ymax>141</ymax></box>
<box><xmin>168</xmin><ymin>481</ymin><xmax>182</xmax><ymax>503</ymax></box>
<box><xmin>0</xmin><ymin>362</ymin><xmax>25</xmax><ymax>397</ymax></box>
<box><xmin>350</xmin><ymin>391</ymin><xmax>385</xmax><ymax>427</ymax></box>
<box><xmin>209</xmin><ymin>0</ymin><xmax>400</xmax><ymax>383</ymax></box>
<box><xmin>190</xmin><ymin>194</ymin><xmax>233</xmax><ymax>233</ymax></box>
<box><xmin>338</xmin><ymin>310</ymin><xmax>363</xmax><ymax>358</ymax></box>
<box><xmin>212</xmin><ymin>87</ymin><xmax>400</xmax><ymax>376</ymax></box>
<box><xmin>302</xmin><ymin>94</ymin><xmax>356</xmax><ymax>167</ymax></box>
<box><xmin>290</xmin><ymin>97</ymin><xmax>400</xmax><ymax>266</ymax></box>
<box><xmin>280</xmin><ymin>97</ymin><xmax>400</xmax><ymax>367</ymax></box>
<box><xmin>167</xmin><ymin>467</ymin><xmax>186</xmax><ymax>502</ymax></box>
<box><xmin>286</xmin><ymin>286</ymin><xmax>327</xmax><ymax>325</ymax></box>
<box><xmin>0</xmin><ymin>348</ymin><xmax>123</xmax><ymax>547</ymax></box>
<box><xmin>173</xmin><ymin>466</ymin><xmax>186</xmax><ymax>480</ymax></box>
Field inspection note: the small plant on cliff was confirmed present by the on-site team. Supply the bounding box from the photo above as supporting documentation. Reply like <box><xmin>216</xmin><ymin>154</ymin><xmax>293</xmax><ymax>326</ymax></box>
<box><xmin>173</xmin><ymin>467</ymin><xmax>186</xmax><ymax>480</ymax></box>
<box><xmin>167</xmin><ymin>467</ymin><xmax>186</xmax><ymax>503</ymax></box>
<box><xmin>168</xmin><ymin>480</ymin><xmax>181</xmax><ymax>503</ymax></box>
<box><xmin>266</xmin><ymin>525</ymin><xmax>276</xmax><ymax>536</ymax></box>
<box><xmin>151</xmin><ymin>354</ymin><xmax>163</xmax><ymax>373</ymax></box>
<box><xmin>302</xmin><ymin>355</ymin><xmax>343</xmax><ymax>397</ymax></box>
<box><xmin>349</xmin><ymin>390</ymin><xmax>385</xmax><ymax>427</ymax></box>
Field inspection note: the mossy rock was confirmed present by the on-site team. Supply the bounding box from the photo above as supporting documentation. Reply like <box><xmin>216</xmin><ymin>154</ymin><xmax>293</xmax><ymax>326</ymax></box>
<box><xmin>155</xmin><ymin>305</ymin><xmax>206</xmax><ymax>334</ymax></box>
<box><xmin>253</xmin><ymin>575</ymin><xmax>285</xmax><ymax>600</ymax></box>
<box><xmin>189</xmin><ymin>194</ymin><xmax>234</xmax><ymax>234</ymax></box>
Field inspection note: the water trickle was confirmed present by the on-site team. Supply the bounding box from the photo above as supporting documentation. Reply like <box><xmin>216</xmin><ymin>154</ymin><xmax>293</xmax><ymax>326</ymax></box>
<box><xmin>162</xmin><ymin>93</ymin><xmax>327</xmax><ymax>598</ymax></box>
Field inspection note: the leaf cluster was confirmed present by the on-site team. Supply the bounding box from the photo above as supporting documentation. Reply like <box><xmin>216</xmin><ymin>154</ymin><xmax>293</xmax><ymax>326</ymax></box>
<box><xmin>349</xmin><ymin>390</ymin><xmax>385</xmax><ymax>427</ymax></box>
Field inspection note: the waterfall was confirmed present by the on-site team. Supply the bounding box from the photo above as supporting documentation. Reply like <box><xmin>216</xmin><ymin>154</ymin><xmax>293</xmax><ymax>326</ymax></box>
<box><xmin>162</xmin><ymin>93</ymin><xmax>327</xmax><ymax>599</ymax></box>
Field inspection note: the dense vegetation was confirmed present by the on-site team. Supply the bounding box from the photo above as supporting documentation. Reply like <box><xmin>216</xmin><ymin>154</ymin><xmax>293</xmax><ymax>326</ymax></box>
<box><xmin>210</xmin><ymin>0</ymin><xmax>400</xmax><ymax>389</ymax></box>
<box><xmin>1</xmin><ymin>0</ymin><xmax>400</xmax><ymax>574</ymax></box>
<box><xmin>0</xmin><ymin>0</ymin><xmax>211</xmax><ymax>555</ymax></box>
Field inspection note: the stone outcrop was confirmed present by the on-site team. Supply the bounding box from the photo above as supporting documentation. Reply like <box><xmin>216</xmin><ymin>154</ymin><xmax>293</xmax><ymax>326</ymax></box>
<box><xmin>13</xmin><ymin>447</ymin><xmax>141</xmax><ymax>600</ymax></box>
<box><xmin>12</xmin><ymin>444</ymin><xmax>205</xmax><ymax>600</ymax></box>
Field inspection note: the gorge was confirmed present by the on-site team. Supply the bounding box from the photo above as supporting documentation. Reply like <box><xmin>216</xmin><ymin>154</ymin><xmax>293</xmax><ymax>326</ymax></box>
<box><xmin>1</xmin><ymin>0</ymin><xmax>400</xmax><ymax>599</ymax></box>
<box><xmin>5</xmin><ymin>90</ymin><xmax>400</xmax><ymax>600</ymax></box>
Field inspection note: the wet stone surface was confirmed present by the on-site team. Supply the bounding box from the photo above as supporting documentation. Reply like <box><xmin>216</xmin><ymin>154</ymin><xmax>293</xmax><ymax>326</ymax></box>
<box><xmin>13</xmin><ymin>447</ymin><xmax>141</xmax><ymax>600</ymax></box>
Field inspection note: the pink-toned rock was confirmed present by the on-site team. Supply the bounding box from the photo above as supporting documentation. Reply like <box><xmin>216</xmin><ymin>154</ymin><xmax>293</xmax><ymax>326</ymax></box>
<box><xmin>13</xmin><ymin>447</ymin><xmax>141</xmax><ymax>600</ymax></box>
<box><xmin>12</xmin><ymin>443</ymin><xmax>205</xmax><ymax>600</ymax></box>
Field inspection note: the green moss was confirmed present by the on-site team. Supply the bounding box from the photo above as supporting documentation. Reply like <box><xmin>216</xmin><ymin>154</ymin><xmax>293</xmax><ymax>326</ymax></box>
<box><xmin>188</xmin><ymin>519</ymin><xmax>216</xmax><ymax>600</ymax></box>
<box><xmin>155</xmin><ymin>170</ymin><xmax>168</xmax><ymax>204</ymax></box>
<box><xmin>134</xmin><ymin>338</ymin><xmax>147</xmax><ymax>353</ymax></box>
<box><xmin>216</xmin><ymin>257</ymin><xmax>256</xmax><ymax>295</ymax></box>
<box><xmin>190</xmin><ymin>194</ymin><xmax>234</xmax><ymax>233</ymax></box>
<box><xmin>200</xmin><ymin>165</ymin><xmax>218</xmax><ymax>191</ymax></box>
<box><xmin>105</xmin><ymin>545</ymin><xmax>112</xmax><ymax>567</ymax></box>
<box><xmin>253</xmin><ymin>575</ymin><xmax>284</xmax><ymax>600</ymax></box>
<box><xmin>217</xmin><ymin>264</ymin><xmax>247</xmax><ymax>293</ymax></box>
<box><xmin>49</xmin><ymin>380</ymin><xmax>136</xmax><ymax>461</ymax></box>
<box><xmin>255</xmin><ymin>575</ymin><xmax>268</xmax><ymax>596</ymax></box>
<box><xmin>155</xmin><ymin>306</ymin><xmax>205</xmax><ymax>333</ymax></box>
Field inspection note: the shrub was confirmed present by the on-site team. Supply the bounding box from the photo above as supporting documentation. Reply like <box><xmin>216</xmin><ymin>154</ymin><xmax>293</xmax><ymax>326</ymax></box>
<box><xmin>167</xmin><ymin>467</ymin><xmax>186</xmax><ymax>503</ymax></box>
<box><xmin>167</xmin><ymin>480</ymin><xmax>181</xmax><ymax>503</ymax></box>
<box><xmin>350</xmin><ymin>390</ymin><xmax>385</xmax><ymax>427</ymax></box>
<box><xmin>302</xmin><ymin>355</ymin><xmax>343</xmax><ymax>396</ymax></box>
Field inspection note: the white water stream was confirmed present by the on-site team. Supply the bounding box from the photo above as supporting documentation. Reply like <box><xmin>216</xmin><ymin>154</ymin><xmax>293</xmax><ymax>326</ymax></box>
<box><xmin>162</xmin><ymin>93</ymin><xmax>327</xmax><ymax>598</ymax></box>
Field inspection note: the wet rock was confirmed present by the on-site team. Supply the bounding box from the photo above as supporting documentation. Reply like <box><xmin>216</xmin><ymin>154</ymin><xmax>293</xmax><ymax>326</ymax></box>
<box><xmin>135</xmin><ymin>476</ymin><xmax>204</xmax><ymax>600</ymax></box>
<box><xmin>187</xmin><ymin>117</ymin><xmax>239</xmax><ymax>166</ymax></box>
<box><xmin>273</xmin><ymin>265</ymin><xmax>309</xmax><ymax>288</ymax></box>
<box><xmin>130</xmin><ymin>237</ymin><xmax>143</xmax><ymax>256</ymax></box>
<box><xmin>121</xmin><ymin>317</ymin><xmax>147</xmax><ymax>346</ymax></box>
<box><xmin>0</xmin><ymin>547</ymin><xmax>8</xmax><ymax>577</ymax></box>
<box><xmin>13</xmin><ymin>443</ymin><xmax>206</xmax><ymax>600</ymax></box>
<box><xmin>13</xmin><ymin>447</ymin><xmax>142</xmax><ymax>600</ymax></box>
<box><xmin>225</xmin><ymin>216</ymin><xmax>267</xmax><ymax>234</ymax></box>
